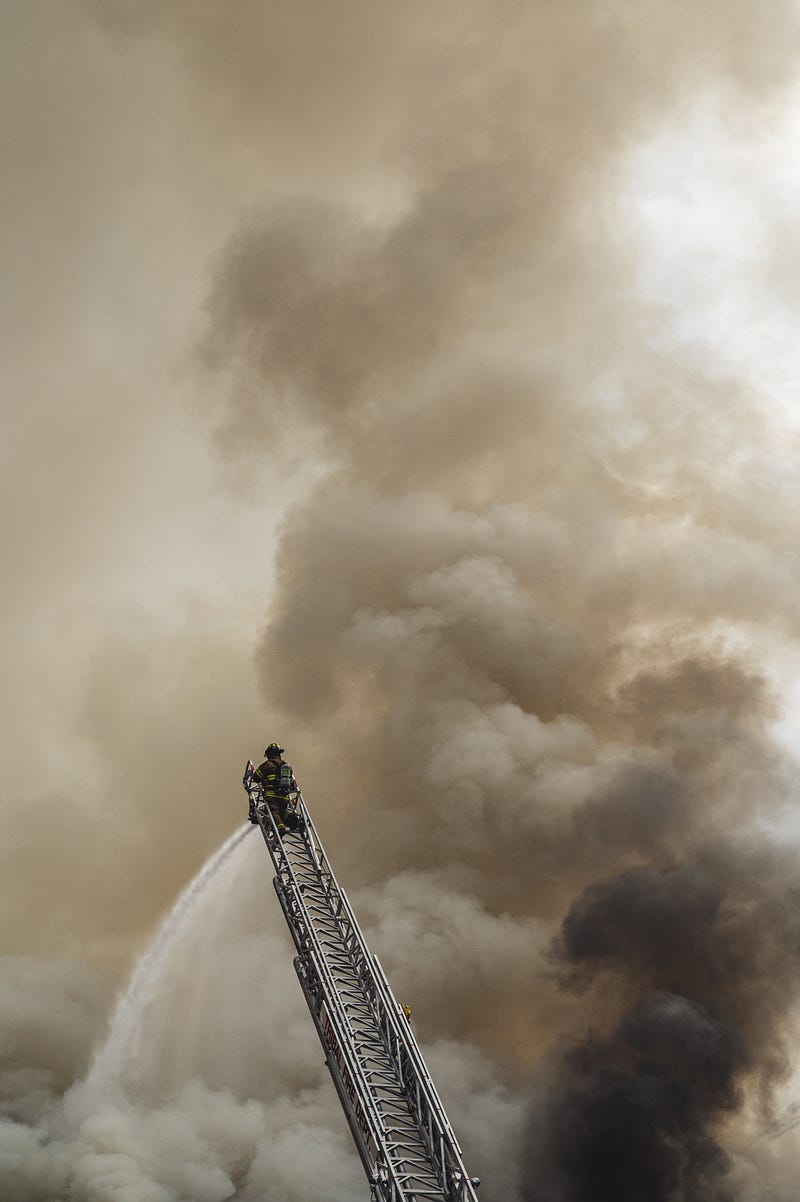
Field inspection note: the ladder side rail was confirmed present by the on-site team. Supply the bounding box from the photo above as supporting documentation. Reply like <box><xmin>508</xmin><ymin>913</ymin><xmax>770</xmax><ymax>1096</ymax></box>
<box><xmin>291</xmin><ymin>796</ymin><xmax>384</xmax><ymax>1006</ymax></box>
<box><xmin>298</xmin><ymin>798</ymin><xmax>473</xmax><ymax>1143</ymax></box>
<box><xmin>297</xmin><ymin>797</ymin><xmax>477</xmax><ymax>1201</ymax></box>
<box><xmin>258</xmin><ymin>814</ymin><xmax>410</xmax><ymax>1202</ymax></box>
<box><xmin>248</xmin><ymin>784</ymin><xmax>406</xmax><ymax>1200</ymax></box>
<box><xmin>281</xmin><ymin>804</ymin><xmax>429</xmax><ymax>1156</ymax></box>
<box><xmin>273</xmin><ymin>859</ymin><xmax>420</xmax><ymax>1202</ymax></box>
<box><xmin>254</xmin><ymin>808</ymin><xmax>385</xmax><ymax>1136</ymax></box>
<box><xmin>365</xmin><ymin>952</ymin><xmax>479</xmax><ymax>1202</ymax></box>
<box><xmin>287</xmin><ymin>924</ymin><xmax>386</xmax><ymax>1192</ymax></box>
<box><xmin>371</xmin><ymin>958</ymin><xmax>481</xmax><ymax>1202</ymax></box>
<box><xmin>296</xmin><ymin>797</ymin><xmax>480</xmax><ymax>1202</ymax></box>
<box><xmin>252</xmin><ymin>779</ymin><xmax>480</xmax><ymax>1202</ymax></box>
<box><xmin>372</xmin><ymin>952</ymin><xmax>462</xmax><ymax>1140</ymax></box>
<box><xmin>372</xmin><ymin>954</ymin><xmax>465</xmax><ymax>1150</ymax></box>
<box><xmin>292</xmin><ymin>953</ymin><xmax>411</xmax><ymax>1202</ymax></box>
<box><xmin>287</xmin><ymin>801</ymin><xmax>460</xmax><ymax>1199</ymax></box>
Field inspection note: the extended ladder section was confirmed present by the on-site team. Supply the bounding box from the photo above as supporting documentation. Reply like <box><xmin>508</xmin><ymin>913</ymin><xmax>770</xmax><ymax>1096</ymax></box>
<box><xmin>244</xmin><ymin>764</ymin><xmax>481</xmax><ymax>1202</ymax></box>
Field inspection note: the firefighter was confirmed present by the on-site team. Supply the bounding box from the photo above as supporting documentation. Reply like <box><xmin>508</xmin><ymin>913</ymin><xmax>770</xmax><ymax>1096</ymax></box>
<box><xmin>253</xmin><ymin>742</ymin><xmax>298</xmax><ymax>836</ymax></box>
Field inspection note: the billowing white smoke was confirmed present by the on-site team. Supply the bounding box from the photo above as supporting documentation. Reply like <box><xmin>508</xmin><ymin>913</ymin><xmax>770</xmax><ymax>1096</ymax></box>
<box><xmin>0</xmin><ymin>834</ymin><xmax>361</xmax><ymax>1201</ymax></box>
<box><xmin>1</xmin><ymin>827</ymin><xmax>524</xmax><ymax>1201</ymax></box>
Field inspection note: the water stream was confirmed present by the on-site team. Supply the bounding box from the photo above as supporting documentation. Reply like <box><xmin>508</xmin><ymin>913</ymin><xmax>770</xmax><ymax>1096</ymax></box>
<box><xmin>86</xmin><ymin>823</ymin><xmax>253</xmax><ymax>1097</ymax></box>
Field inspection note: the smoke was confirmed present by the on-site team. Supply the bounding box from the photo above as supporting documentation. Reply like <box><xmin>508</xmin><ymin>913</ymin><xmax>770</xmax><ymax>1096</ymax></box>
<box><xmin>0</xmin><ymin>842</ymin><xmax>372</xmax><ymax>1202</ymax></box>
<box><xmin>528</xmin><ymin>994</ymin><xmax>745</xmax><ymax>1202</ymax></box>
<box><xmin>4</xmin><ymin>0</ymin><xmax>800</xmax><ymax>1199</ymax></box>
<box><xmin>533</xmin><ymin>845</ymin><xmax>800</xmax><ymax>1200</ymax></box>
<box><xmin>191</xmin><ymin>2</ymin><xmax>800</xmax><ymax>1199</ymax></box>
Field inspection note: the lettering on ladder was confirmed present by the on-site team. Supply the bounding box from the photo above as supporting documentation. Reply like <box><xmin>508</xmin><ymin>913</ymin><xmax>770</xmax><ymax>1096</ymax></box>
<box><xmin>320</xmin><ymin>1002</ymin><xmax>378</xmax><ymax>1164</ymax></box>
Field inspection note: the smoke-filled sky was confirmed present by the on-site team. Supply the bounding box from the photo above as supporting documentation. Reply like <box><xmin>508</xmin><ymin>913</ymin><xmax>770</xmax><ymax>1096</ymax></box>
<box><xmin>4</xmin><ymin>2</ymin><xmax>800</xmax><ymax>1199</ymax></box>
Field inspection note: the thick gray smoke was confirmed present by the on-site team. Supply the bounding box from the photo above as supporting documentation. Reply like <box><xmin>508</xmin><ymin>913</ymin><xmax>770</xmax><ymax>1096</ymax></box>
<box><xmin>193</xmin><ymin>3</ymin><xmax>800</xmax><ymax>1199</ymax></box>
<box><xmin>4</xmin><ymin>1</ymin><xmax>800</xmax><ymax>1199</ymax></box>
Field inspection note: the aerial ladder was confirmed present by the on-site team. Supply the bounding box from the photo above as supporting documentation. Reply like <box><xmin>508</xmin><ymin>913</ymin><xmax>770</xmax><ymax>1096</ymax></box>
<box><xmin>244</xmin><ymin>762</ymin><xmax>482</xmax><ymax>1202</ymax></box>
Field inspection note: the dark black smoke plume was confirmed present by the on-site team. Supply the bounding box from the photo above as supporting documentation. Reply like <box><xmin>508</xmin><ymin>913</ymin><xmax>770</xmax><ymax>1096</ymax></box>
<box><xmin>531</xmin><ymin>839</ymin><xmax>800</xmax><ymax>1199</ymax></box>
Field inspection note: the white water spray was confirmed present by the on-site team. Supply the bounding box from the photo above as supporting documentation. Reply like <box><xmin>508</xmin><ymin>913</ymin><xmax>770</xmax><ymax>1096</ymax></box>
<box><xmin>86</xmin><ymin>823</ymin><xmax>252</xmax><ymax>1097</ymax></box>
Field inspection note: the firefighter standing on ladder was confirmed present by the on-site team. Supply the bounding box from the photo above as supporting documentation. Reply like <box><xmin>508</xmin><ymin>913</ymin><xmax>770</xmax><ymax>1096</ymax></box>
<box><xmin>251</xmin><ymin>742</ymin><xmax>300</xmax><ymax>836</ymax></box>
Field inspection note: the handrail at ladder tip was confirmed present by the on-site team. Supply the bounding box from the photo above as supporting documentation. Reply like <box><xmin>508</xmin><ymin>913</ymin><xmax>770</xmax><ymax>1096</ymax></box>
<box><xmin>245</xmin><ymin>772</ymin><xmax>480</xmax><ymax>1202</ymax></box>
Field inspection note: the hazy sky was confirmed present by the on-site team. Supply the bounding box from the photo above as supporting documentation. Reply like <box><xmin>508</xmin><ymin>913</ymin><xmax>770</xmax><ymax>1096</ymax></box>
<box><xmin>4</xmin><ymin>3</ymin><xmax>800</xmax><ymax>1200</ymax></box>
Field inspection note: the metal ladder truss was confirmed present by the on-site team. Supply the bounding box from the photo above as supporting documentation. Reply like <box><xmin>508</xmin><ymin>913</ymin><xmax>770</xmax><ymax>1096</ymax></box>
<box><xmin>244</xmin><ymin>763</ymin><xmax>481</xmax><ymax>1202</ymax></box>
